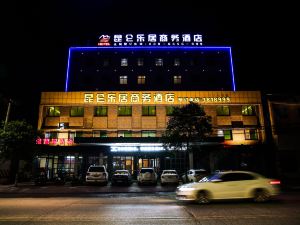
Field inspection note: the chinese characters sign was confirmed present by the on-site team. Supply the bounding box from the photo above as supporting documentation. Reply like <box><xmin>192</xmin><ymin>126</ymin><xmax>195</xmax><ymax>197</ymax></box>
<box><xmin>83</xmin><ymin>92</ymin><xmax>230</xmax><ymax>104</ymax></box>
<box><xmin>97</xmin><ymin>33</ymin><xmax>203</xmax><ymax>46</ymax></box>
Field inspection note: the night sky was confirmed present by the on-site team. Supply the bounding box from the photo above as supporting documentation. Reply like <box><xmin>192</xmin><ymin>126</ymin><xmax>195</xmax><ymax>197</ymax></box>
<box><xmin>0</xmin><ymin>1</ymin><xmax>298</xmax><ymax>126</ymax></box>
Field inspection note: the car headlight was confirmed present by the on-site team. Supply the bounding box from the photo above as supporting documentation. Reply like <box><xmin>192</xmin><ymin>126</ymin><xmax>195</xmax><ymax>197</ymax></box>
<box><xmin>178</xmin><ymin>187</ymin><xmax>196</xmax><ymax>191</ymax></box>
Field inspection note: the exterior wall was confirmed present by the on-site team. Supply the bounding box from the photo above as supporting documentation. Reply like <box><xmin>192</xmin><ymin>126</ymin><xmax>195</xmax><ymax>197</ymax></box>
<box><xmin>38</xmin><ymin>91</ymin><xmax>264</xmax><ymax>146</ymax></box>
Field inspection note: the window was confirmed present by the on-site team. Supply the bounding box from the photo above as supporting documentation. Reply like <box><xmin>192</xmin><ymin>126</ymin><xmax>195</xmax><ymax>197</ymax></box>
<box><xmin>174</xmin><ymin>58</ymin><xmax>180</xmax><ymax>66</ymax></box>
<box><xmin>94</xmin><ymin>106</ymin><xmax>108</xmax><ymax>116</ymax></box>
<box><xmin>142</xmin><ymin>131</ymin><xmax>156</xmax><ymax>137</ymax></box>
<box><xmin>216</xmin><ymin>106</ymin><xmax>230</xmax><ymax>116</ymax></box>
<box><xmin>118</xmin><ymin>131</ymin><xmax>132</xmax><ymax>137</ymax></box>
<box><xmin>142</xmin><ymin>106</ymin><xmax>156</xmax><ymax>116</ymax></box>
<box><xmin>46</xmin><ymin>106</ymin><xmax>60</xmax><ymax>117</ymax></box>
<box><xmin>103</xmin><ymin>59</ymin><xmax>109</xmax><ymax>67</ymax></box>
<box><xmin>245</xmin><ymin>129</ymin><xmax>258</xmax><ymax>140</ymax></box>
<box><xmin>137</xmin><ymin>75</ymin><xmax>146</xmax><ymax>84</ymax></box>
<box><xmin>166</xmin><ymin>106</ymin><xmax>175</xmax><ymax>116</ymax></box>
<box><xmin>45</xmin><ymin>132</ymin><xmax>58</xmax><ymax>139</ymax></box>
<box><xmin>173</xmin><ymin>75</ymin><xmax>181</xmax><ymax>84</ymax></box>
<box><xmin>242</xmin><ymin>105</ymin><xmax>256</xmax><ymax>116</ymax></box>
<box><xmin>93</xmin><ymin>130</ymin><xmax>107</xmax><ymax>138</ymax></box>
<box><xmin>119</xmin><ymin>76</ymin><xmax>128</xmax><ymax>84</ymax></box>
<box><xmin>223</xmin><ymin>130</ymin><xmax>232</xmax><ymax>140</ymax></box>
<box><xmin>137</xmin><ymin>58</ymin><xmax>144</xmax><ymax>66</ymax></box>
<box><xmin>70</xmin><ymin>107</ymin><xmax>84</xmax><ymax>117</ymax></box>
<box><xmin>155</xmin><ymin>58</ymin><xmax>163</xmax><ymax>66</ymax></box>
<box><xmin>121</xmin><ymin>58</ymin><xmax>128</xmax><ymax>66</ymax></box>
<box><xmin>118</xmin><ymin>106</ymin><xmax>132</xmax><ymax>116</ymax></box>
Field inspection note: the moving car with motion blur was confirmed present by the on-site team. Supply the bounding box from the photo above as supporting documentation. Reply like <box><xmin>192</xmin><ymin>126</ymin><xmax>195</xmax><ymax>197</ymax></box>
<box><xmin>176</xmin><ymin>170</ymin><xmax>280</xmax><ymax>204</ymax></box>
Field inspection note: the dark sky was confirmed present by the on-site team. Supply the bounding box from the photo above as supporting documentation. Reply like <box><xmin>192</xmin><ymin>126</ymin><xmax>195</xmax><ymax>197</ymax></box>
<box><xmin>0</xmin><ymin>1</ymin><xmax>298</xmax><ymax>125</ymax></box>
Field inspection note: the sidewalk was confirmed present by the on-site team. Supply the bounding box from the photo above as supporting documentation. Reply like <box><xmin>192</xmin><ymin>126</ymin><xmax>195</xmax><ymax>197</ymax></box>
<box><xmin>0</xmin><ymin>181</ymin><xmax>177</xmax><ymax>197</ymax></box>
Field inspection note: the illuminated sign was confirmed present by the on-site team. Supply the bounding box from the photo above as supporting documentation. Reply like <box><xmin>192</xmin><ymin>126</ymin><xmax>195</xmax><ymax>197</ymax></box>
<box><xmin>83</xmin><ymin>92</ymin><xmax>231</xmax><ymax>104</ymax></box>
<box><xmin>97</xmin><ymin>33</ymin><xmax>203</xmax><ymax>46</ymax></box>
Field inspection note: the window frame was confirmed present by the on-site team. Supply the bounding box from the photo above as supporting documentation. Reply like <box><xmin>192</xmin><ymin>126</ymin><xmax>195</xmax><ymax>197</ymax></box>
<box><xmin>244</xmin><ymin>129</ymin><xmax>258</xmax><ymax>140</ymax></box>
<box><xmin>216</xmin><ymin>106</ymin><xmax>230</xmax><ymax>116</ymax></box>
<box><xmin>118</xmin><ymin>106</ymin><xmax>132</xmax><ymax>116</ymax></box>
<box><xmin>137</xmin><ymin>75</ymin><xmax>146</xmax><ymax>84</ymax></box>
<box><xmin>70</xmin><ymin>106</ymin><xmax>84</xmax><ymax>117</ymax></box>
<box><xmin>242</xmin><ymin>105</ymin><xmax>256</xmax><ymax>116</ymax></box>
<box><xmin>142</xmin><ymin>106</ymin><xmax>156</xmax><ymax>116</ymax></box>
<box><xmin>94</xmin><ymin>106</ymin><xmax>108</xmax><ymax>117</ymax></box>
<box><xmin>173</xmin><ymin>75</ymin><xmax>182</xmax><ymax>84</ymax></box>
<box><xmin>46</xmin><ymin>106</ymin><xmax>60</xmax><ymax>117</ymax></box>
<box><xmin>119</xmin><ymin>75</ymin><xmax>128</xmax><ymax>85</ymax></box>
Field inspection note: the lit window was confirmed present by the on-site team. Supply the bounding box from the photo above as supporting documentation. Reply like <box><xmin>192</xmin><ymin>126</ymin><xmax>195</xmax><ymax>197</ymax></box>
<box><xmin>119</xmin><ymin>76</ymin><xmax>128</xmax><ymax>84</ymax></box>
<box><xmin>174</xmin><ymin>58</ymin><xmax>180</xmax><ymax>66</ymax></box>
<box><xmin>223</xmin><ymin>130</ymin><xmax>232</xmax><ymax>140</ymax></box>
<box><xmin>242</xmin><ymin>105</ymin><xmax>256</xmax><ymax>116</ymax></box>
<box><xmin>155</xmin><ymin>58</ymin><xmax>163</xmax><ymax>66</ymax></box>
<box><xmin>118</xmin><ymin>106</ymin><xmax>132</xmax><ymax>116</ymax></box>
<box><xmin>137</xmin><ymin>58</ymin><xmax>144</xmax><ymax>66</ymax></box>
<box><xmin>70</xmin><ymin>107</ymin><xmax>84</xmax><ymax>117</ymax></box>
<box><xmin>118</xmin><ymin>131</ymin><xmax>132</xmax><ymax>137</ymax></box>
<box><xmin>121</xmin><ymin>58</ymin><xmax>128</xmax><ymax>66</ymax></box>
<box><xmin>93</xmin><ymin>130</ymin><xmax>107</xmax><ymax>138</ymax></box>
<box><xmin>46</xmin><ymin>106</ymin><xmax>60</xmax><ymax>117</ymax></box>
<box><xmin>142</xmin><ymin>131</ymin><xmax>156</xmax><ymax>137</ymax></box>
<box><xmin>216</xmin><ymin>106</ymin><xmax>230</xmax><ymax>116</ymax></box>
<box><xmin>142</xmin><ymin>106</ymin><xmax>156</xmax><ymax>116</ymax></box>
<box><xmin>166</xmin><ymin>106</ymin><xmax>175</xmax><ymax>116</ymax></box>
<box><xmin>94</xmin><ymin>106</ymin><xmax>108</xmax><ymax>116</ymax></box>
<box><xmin>245</xmin><ymin>129</ymin><xmax>258</xmax><ymax>140</ymax></box>
<box><xmin>137</xmin><ymin>75</ymin><xmax>146</xmax><ymax>84</ymax></box>
<box><xmin>174</xmin><ymin>75</ymin><xmax>182</xmax><ymax>84</ymax></box>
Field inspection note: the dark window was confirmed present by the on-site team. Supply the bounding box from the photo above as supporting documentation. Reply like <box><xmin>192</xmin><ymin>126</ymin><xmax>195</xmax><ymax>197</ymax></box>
<box><xmin>245</xmin><ymin>129</ymin><xmax>258</xmax><ymax>140</ymax></box>
<box><xmin>166</xmin><ymin>106</ymin><xmax>175</xmax><ymax>116</ymax></box>
<box><xmin>221</xmin><ymin>173</ymin><xmax>254</xmax><ymax>182</ymax></box>
<box><xmin>242</xmin><ymin>105</ymin><xmax>256</xmax><ymax>116</ymax></box>
<box><xmin>46</xmin><ymin>106</ymin><xmax>60</xmax><ymax>117</ymax></box>
<box><xmin>216</xmin><ymin>106</ymin><xmax>230</xmax><ymax>116</ymax></box>
<box><xmin>174</xmin><ymin>75</ymin><xmax>182</xmax><ymax>84</ymax></box>
<box><xmin>137</xmin><ymin>75</ymin><xmax>146</xmax><ymax>84</ymax></box>
<box><xmin>103</xmin><ymin>59</ymin><xmax>109</xmax><ymax>67</ymax></box>
<box><xmin>137</xmin><ymin>58</ymin><xmax>144</xmax><ymax>66</ymax></box>
<box><xmin>142</xmin><ymin>106</ymin><xmax>156</xmax><ymax>116</ymax></box>
<box><xmin>118</xmin><ymin>106</ymin><xmax>132</xmax><ymax>116</ymax></box>
<box><xmin>231</xmin><ymin>121</ymin><xmax>244</xmax><ymax>128</ymax></box>
<box><xmin>70</xmin><ymin>107</ymin><xmax>84</xmax><ymax>117</ymax></box>
<box><xmin>174</xmin><ymin>58</ymin><xmax>180</xmax><ymax>66</ymax></box>
<box><xmin>94</xmin><ymin>106</ymin><xmax>108</xmax><ymax>116</ymax></box>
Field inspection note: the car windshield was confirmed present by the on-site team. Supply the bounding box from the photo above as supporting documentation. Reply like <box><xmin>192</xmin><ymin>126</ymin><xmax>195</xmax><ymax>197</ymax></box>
<box><xmin>88</xmin><ymin>166</ymin><xmax>105</xmax><ymax>172</ymax></box>
<box><xmin>114</xmin><ymin>171</ymin><xmax>129</xmax><ymax>175</ymax></box>
<box><xmin>163</xmin><ymin>171</ymin><xmax>177</xmax><ymax>174</ymax></box>
<box><xmin>140</xmin><ymin>169</ymin><xmax>154</xmax><ymax>173</ymax></box>
<box><xmin>199</xmin><ymin>173</ymin><xmax>220</xmax><ymax>182</ymax></box>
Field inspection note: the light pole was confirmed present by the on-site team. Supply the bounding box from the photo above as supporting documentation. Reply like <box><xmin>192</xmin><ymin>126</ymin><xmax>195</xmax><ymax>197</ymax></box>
<box><xmin>4</xmin><ymin>99</ymin><xmax>12</xmax><ymax>131</ymax></box>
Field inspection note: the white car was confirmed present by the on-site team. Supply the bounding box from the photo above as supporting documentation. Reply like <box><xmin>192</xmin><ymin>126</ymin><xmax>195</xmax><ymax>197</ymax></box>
<box><xmin>137</xmin><ymin>168</ymin><xmax>157</xmax><ymax>185</ymax></box>
<box><xmin>176</xmin><ymin>171</ymin><xmax>280</xmax><ymax>203</ymax></box>
<box><xmin>181</xmin><ymin>169</ymin><xmax>208</xmax><ymax>183</ymax></box>
<box><xmin>160</xmin><ymin>170</ymin><xmax>179</xmax><ymax>186</ymax></box>
<box><xmin>85</xmin><ymin>165</ymin><xmax>108</xmax><ymax>185</ymax></box>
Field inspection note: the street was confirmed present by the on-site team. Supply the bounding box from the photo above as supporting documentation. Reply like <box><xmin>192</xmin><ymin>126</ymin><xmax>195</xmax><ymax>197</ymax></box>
<box><xmin>0</xmin><ymin>193</ymin><xmax>300</xmax><ymax>225</ymax></box>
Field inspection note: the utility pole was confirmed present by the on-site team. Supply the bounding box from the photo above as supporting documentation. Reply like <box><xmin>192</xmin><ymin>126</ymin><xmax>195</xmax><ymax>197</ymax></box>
<box><xmin>4</xmin><ymin>99</ymin><xmax>12</xmax><ymax>131</ymax></box>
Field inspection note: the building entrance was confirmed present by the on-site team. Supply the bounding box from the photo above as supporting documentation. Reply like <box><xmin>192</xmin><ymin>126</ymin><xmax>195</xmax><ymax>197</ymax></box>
<box><xmin>138</xmin><ymin>157</ymin><xmax>160</xmax><ymax>171</ymax></box>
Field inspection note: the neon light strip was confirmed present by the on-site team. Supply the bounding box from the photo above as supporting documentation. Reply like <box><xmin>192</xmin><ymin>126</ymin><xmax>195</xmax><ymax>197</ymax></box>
<box><xmin>65</xmin><ymin>48</ymin><xmax>71</xmax><ymax>92</ymax></box>
<box><xmin>65</xmin><ymin>46</ymin><xmax>236</xmax><ymax>92</ymax></box>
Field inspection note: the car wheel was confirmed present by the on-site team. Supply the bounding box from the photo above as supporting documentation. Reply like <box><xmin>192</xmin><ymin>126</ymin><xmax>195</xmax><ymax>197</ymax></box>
<box><xmin>196</xmin><ymin>191</ymin><xmax>210</xmax><ymax>204</ymax></box>
<box><xmin>253</xmin><ymin>189</ymin><xmax>270</xmax><ymax>202</ymax></box>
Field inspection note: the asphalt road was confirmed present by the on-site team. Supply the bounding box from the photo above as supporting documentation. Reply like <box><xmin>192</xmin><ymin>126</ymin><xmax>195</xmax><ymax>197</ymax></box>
<box><xmin>0</xmin><ymin>193</ymin><xmax>300</xmax><ymax>225</ymax></box>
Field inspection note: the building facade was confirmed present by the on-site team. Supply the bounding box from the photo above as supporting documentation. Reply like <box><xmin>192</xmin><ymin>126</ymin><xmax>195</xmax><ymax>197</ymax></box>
<box><xmin>35</xmin><ymin>37</ymin><xmax>267</xmax><ymax>180</ymax></box>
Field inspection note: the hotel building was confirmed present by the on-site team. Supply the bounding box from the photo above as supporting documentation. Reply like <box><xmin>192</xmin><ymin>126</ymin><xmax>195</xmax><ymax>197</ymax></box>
<box><xmin>35</xmin><ymin>34</ymin><xmax>266</xmax><ymax>180</ymax></box>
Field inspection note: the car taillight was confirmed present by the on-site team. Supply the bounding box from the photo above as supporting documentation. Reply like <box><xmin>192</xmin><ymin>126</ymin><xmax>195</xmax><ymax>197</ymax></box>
<box><xmin>270</xmin><ymin>180</ymin><xmax>281</xmax><ymax>185</ymax></box>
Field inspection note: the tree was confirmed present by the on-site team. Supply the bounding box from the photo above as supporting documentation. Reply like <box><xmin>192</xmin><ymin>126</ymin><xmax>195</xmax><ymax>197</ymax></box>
<box><xmin>162</xmin><ymin>102</ymin><xmax>212</xmax><ymax>174</ymax></box>
<box><xmin>0</xmin><ymin>120</ymin><xmax>37</xmax><ymax>184</ymax></box>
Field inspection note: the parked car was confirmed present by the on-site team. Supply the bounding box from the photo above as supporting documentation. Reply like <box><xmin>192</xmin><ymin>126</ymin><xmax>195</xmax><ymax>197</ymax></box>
<box><xmin>137</xmin><ymin>168</ymin><xmax>157</xmax><ymax>185</ymax></box>
<box><xmin>111</xmin><ymin>170</ymin><xmax>132</xmax><ymax>185</ymax></box>
<box><xmin>176</xmin><ymin>170</ymin><xmax>281</xmax><ymax>204</ymax></box>
<box><xmin>85</xmin><ymin>165</ymin><xmax>108</xmax><ymax>185</ymax></box>
<box><xmin>181</xmin><ymin>169</ymin><xmax>208</xmax><ymax>183</ymax></box>
<box><xmin>160</xmin><ymin>170</ymin><xmax>179</xmax><ymax>185</ymax></box>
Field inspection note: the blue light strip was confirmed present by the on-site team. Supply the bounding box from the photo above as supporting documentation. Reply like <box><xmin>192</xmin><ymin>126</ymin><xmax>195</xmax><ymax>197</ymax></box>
<box><xmin>229</xmin><ymin>47</ymin><xmax>236</xmax><ymax>91</ymax></box>
<box><xmin>65</xmin><ymin>46</ymin><xmax>236</xmax><ymax>92</ymax></box>
<box><xmin>65</xmin><ymin>48</ymin><xmax>71</xmax><ymax>92</ymax></box>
